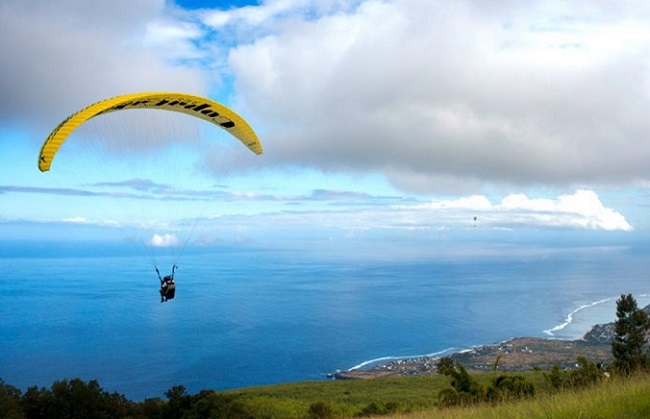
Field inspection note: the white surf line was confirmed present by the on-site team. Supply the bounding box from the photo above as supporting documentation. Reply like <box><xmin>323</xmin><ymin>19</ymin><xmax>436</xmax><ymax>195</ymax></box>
<box><xmin>544</xmin><ymin>297</ymin><xmax>616</xmax><ymax>337</ymax></box>
<box><xmin>348</xmin><ymin>347</ymin><xmax>460</xmax><ymax>371</ymax></box>
<box><xmin>544</xmin><ymin>294</ymin><xmax>650</xmax><ymax>337</ymax></box>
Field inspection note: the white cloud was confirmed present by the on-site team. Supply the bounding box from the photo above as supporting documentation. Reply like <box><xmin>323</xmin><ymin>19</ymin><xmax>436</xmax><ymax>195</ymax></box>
<box><xmin>496</xmin><ymin>190</ymin><xmax>633</xmax><ymax>231</ymax></box>
<box><xmin>142</xmin><ymin>20</ymin><xmax>205</xmax><ymax>61</ymax></box>
<box><xmin>195</xmin><ymin>189</ymin><xmax>633</xmax><ymax>235</ymax></box>
<box><xmin>399</xmin><ymin>189</ymin><xmax>633</xmax><ymax>231</ymax></box>
<box><xmin>149</xmin><ymin>233</ymin><xmax>180</xmax><ymax>247</ymax></box>
<box><xmin>290</xmin><ymin>189</ymin><xmax>632</xmax><ymax>231</ymax></box>
<box><xmin>0</xmin><ymin>0</ymin><xmax>208</xmax><ymax>138</ymax></box>
<box><xmin>62</xmin><ymin>216</ymin><xmax>88</xmax><ymax>223</ymax></box>
<box><xmin>202</xmin><ymin>0</ymin><xmax>353</xmax><ymax>29</ymax></box>
<box><xmin>224</xmin><ymin>0</ymin><xmax>650</xmax><ymax>192</ymax></box>
<box><xmin>417</xmin><ymin>195</ymin><xmax>493</xmax><ymax>210</ymax></box>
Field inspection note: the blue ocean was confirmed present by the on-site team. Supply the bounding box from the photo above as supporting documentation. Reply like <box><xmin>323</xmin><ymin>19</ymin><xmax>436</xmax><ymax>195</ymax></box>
<box><xmin>1</xmin><ymin>238</ymin><xmax>649</xmax><ymax>400</ymax></box>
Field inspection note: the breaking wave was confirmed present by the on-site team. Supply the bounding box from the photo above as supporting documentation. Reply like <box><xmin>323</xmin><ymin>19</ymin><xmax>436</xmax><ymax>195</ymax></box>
<box><xmin>544</xmin><ymin>294</ymin><xmax>650</xmax><ymax>337</ymax></box>
<box><xmin>348</xmin><ymin>347</ymin><xmax>459</xmax><ymax>371</ymax></box>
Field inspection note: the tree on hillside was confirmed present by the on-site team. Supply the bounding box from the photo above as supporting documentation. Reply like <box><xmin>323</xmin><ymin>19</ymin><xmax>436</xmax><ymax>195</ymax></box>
<box><xmin>436</xmin><ymin>357</ymin><xmax>481</xmax><ymax>406</ymax></box>
<box><xmin>0</xmin><ymin>379</ymin><xmax>23</xmax><ymax>419</ymax></box>
<box><xmin>436</xmin><ymin>357</ymin><xmax>480</xmax><ymax>397</ymax></box>
<box><xmin>612</xmin><ymin>293</ymin><xmax>650</xmax><ymax>374</ymax></box>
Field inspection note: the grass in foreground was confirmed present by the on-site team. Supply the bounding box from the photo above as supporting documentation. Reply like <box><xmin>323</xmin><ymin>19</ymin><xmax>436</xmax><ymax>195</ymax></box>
<box><xmin>220</xmin><ymin>371</ymin><xmax>650</xmax><ymax>418</ymax></box>
<box><xmin>383</xmin><ymin>373</ymin><xmax>650</xmax><ymax>419</ymax></box>
<box><xmin>225</xmin><ymin>375</ymin><xmax>451</xmax><ymax>417</ymax></box>
<box><xmin>222</xmin><ymin>371</ymin><xmax>549</xmax><ymax>418</ymax></box>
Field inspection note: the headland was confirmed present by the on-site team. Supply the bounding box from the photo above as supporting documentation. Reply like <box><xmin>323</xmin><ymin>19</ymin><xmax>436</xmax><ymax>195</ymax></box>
<box><xmin>333</xmin><ymin>319</ymin><xmax>616</xmax><ymax>380</ymax></box>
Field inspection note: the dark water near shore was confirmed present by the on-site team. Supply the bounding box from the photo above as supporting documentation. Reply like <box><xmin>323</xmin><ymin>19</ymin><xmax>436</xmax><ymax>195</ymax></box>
<box><xmin>1</xmin><ymin>239</ymin><xmax>649</xmax><ymax>400</ymax></box>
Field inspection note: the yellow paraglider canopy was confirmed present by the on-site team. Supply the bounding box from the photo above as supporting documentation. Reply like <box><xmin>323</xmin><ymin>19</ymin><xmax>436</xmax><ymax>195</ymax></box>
<box><xmin>38</xmin><ymin>92</ymin><xmax>263</xmax><ymax>172</ymax></box>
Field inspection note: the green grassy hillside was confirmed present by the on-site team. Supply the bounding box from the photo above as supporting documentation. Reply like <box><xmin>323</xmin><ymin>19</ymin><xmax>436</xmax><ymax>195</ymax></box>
<box><xmin>223</xmin><ymin>375</ymin><xmax>451</xmax><ymax>417</ymax></box>
<box><xmin>4</xmin><ymin>370</ymin><xmax>650</xmax><ymax>417</ymax></box>
<box><xmin>220</xmin><ymin>371</ymin><xmax>650</xmax><ymax>418</ymax></box>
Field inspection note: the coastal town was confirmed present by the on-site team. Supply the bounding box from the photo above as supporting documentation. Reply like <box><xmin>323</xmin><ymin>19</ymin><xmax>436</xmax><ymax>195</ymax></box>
<box><xmin>333</xmin><ymin>318</ymin><xmax>618</xmax><ymax>380</ymax></box>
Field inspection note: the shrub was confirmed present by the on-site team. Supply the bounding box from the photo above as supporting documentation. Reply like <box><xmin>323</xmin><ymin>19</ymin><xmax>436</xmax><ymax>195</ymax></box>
<box><xmin>308</xmin><ymin>400</ymin><xmax>333</xmax><ymax>419</ymax></box>
<box><xmin>544</xmin><ymin>356</ymin><xmax>605</xmax><ymax>391</ymax></box>
<box><xmin>492</xmin><ymin>375</ymin><xmax>535</xmax><ymax>400</ymax></box>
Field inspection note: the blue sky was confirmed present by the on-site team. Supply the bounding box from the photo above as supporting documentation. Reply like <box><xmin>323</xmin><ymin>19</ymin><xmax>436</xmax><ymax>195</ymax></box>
<box><xmin>1</xmin><ymin>0</ymin><xmax>649</xmax><ymax>252</ymax></box>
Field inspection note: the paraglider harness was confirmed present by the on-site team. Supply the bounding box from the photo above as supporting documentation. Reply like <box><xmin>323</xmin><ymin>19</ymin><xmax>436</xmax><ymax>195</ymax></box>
<box><xmin>156</xmin><ymin>265</ymin><xmax>177</xmax><ymax>302</ymax></box>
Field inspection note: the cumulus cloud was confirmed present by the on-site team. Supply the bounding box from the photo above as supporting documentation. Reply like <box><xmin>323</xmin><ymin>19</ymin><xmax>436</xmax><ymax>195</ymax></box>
<box><xmin>0</xmin><ymin>0</ymin><xmax>208</xmax><ymax>144</ymax></box>
<box><xmin>221</xmin><ymin>0</ymin><xmax>650</xmax><ymax>192</ymax></box>
<box><xmin>149</xmin><ymin>233</ymin><xmax>180</xmax><ymax>247</ymax></box>
<box><xmin>400</xmin><ymin>189</ymin><xmax>632</xmax><ymax>231</ymax></box>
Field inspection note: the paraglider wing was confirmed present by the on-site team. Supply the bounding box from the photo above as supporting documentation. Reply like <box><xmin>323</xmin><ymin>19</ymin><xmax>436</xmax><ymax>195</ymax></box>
<box><xmin>38</xmin><ymin>92</ymin><xmax>263</xmax><ymax>172</ymax></box>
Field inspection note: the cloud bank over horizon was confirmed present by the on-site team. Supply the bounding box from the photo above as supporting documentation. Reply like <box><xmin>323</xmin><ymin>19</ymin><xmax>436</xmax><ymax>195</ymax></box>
<box><xmin>7</xmin><ymin>186</ymin><xmax>630</xmax><ymax>233</ymax></box>
<box><xmin>406</xmin><ymin>189</ymin><xmax>632</xmax><ymax>231</ymax></box>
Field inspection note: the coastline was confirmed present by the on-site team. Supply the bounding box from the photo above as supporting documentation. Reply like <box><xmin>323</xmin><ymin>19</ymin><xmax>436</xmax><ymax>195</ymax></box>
<box><xmin>333</xmin><ymin>319</ymin><xmax>616</xmax><ymax>380</ymax></box>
